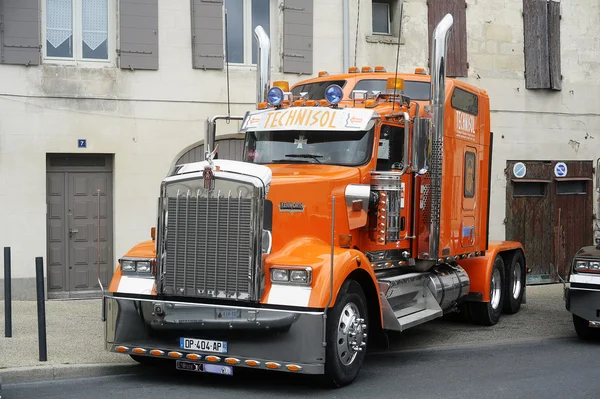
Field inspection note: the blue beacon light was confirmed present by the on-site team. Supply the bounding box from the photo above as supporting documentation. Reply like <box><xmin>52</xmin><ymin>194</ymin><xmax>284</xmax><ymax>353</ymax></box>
<box><xmin>324</xmin><ymin>84</ymin><xmax>343</xmax><ymax>105</ymax></box>
<box><xmin>267</xmin><ymin>87</ymin><xmax>284</xmax><ymax>106</ymax></box>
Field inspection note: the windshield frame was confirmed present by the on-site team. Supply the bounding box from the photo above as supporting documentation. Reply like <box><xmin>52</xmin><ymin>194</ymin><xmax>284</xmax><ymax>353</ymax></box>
<box><xmin>242</xmin><ymin>122</ymin><xmax>376</xmax><ymax>167</ymax></box>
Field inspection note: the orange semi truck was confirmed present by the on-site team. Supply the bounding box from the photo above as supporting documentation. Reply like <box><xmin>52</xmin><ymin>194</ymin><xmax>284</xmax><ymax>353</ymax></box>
<box><xmin>102</xmin><ymin>14</ymin><xmax>527</xmax><ymax>387</ymax></box>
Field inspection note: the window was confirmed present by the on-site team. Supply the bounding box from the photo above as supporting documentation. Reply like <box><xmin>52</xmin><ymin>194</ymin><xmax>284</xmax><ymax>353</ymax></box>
<box><xmin>291</xmin><ymin>80</ymin><xmax>347</xmax><ymax>100</ymax></box>
<box><xmin>354</xmin><ymin>79</ymin><xmax>431</xmax><ymax>101</ymax></box>
<box><xmin>464</xmin><ymin>151</ymin><xmax>476</xmax><ymax>198</ymax></box>
<box><xmin>372</xmin><ymin>2</ymin><xmax>391</xmax><ymax>35</ymax></box>
<box><xmin>513</xmin><ymin>182</ymin><xmax>547</xmax><ymax>197</ymax></box>
<box><xmin>523</xmin><ymin>0</ymin><xmax>561</xmax><ymax>90</ymax></box>
<box><xmin>224</xmin><ymin>0</ymin><xmax>270</xmax><ymax>65</ymax></box>
<box><xmin>452</xmin><ymin>88</ymin><xmax>479</xmax><ymax>116</ymax></box>
<box><xmin>556</xmin><ymin>180</ymin><xmax>587</xmax><ymax>195</ymax></box>
<box><xmin>44</xmin><ymin>0</ymin><xmax>110</xmax><ymax>62</ymax></box>
<box><xmin>244</xmin><ymin>128</ymin><xmax>374</xmax><ymax>167</ymax></box>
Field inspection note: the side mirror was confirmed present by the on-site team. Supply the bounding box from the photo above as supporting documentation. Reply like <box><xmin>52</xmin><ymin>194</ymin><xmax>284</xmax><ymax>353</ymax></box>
<box><xmin>412</xmin><ymin>117</ymin><xmax>430</xmax><ymax>175</ymax></box>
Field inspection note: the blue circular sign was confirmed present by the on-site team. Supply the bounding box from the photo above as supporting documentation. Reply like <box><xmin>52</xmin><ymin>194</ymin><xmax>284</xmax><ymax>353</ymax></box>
<box><xmin>513</xmin><ymin>162</ymin><xmax>526</xmax><ymax>178</ymax></box>
<box><xmin>554</xmin><ymin>162</ymin><xmax>568</xmax><ymax>177</ymax></box>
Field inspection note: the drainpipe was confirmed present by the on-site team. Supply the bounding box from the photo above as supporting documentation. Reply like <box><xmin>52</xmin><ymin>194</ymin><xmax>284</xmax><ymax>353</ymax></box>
<box><xmin>254</xmin><ymin>25</ymin><xmax>271</xmax><ymax>105</ymax></box>
<box><xmin>428</xmin><ymin>13</ymin><xmax>453</xmax><ymax>262</ymax></box>
<box><xmin>343</xmin><ymin>0</ymin><xmax>349</xmax><ymax>71</ymax></box>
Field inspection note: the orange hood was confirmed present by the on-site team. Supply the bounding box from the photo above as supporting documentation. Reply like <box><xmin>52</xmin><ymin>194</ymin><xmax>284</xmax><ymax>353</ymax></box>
<box><xmin>266</xmin><ymin>164</ymin><xmax>362</xmax><ymax>252</ymax></box>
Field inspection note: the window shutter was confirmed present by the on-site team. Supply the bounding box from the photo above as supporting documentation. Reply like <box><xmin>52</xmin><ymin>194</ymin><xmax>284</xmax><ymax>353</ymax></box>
<box><xmin>119</xmin><ymin>0</ymin><xmax>159</xmax><ymax>70</ymax></box>
<box><xmin>523</xmin><ymin>0</ymin><xmax>561</xmax><ymax>90</ymax></box>
<box><xmin>0</xmin><ymin>0</ymin><xmax>40</xmax><ymax>66</ymax></box>
<box><xmin>547</xmin><ymin>0</ymin><xmax>561</xmax><ymax>90</ymax></box>
<box><xmin>427</xmin><ymin>0</ymin><xmax>468</xmax><ymax>78</ymax></box>
<box><xmin>523</xmin><ymin>0</ymin><xmax>550</xmax><ymax>89</ymax></box>
<box><xmin>190</xmin><ymin>0</ymin><xmax>224</xmax><ymax>70</ymax></box>
<box><xmin>282</xmin><ymin>0</ymin><xmax>313</xmax><ymax>75</ymax></box>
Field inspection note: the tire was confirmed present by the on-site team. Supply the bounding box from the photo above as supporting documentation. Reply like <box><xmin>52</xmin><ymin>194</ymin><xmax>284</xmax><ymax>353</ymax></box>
<box><xmin>573</xmin><ymin>314</ymin><xmax>596</xmax><ymax>340</ymax></box>
<box><xmin>322</xmin><ymin>280</ymin><xmax>369</xmax><ymax>388</ymax></box>
<box><xmin>469</xmin><ymin>255</ymin><xmax>505</xmax><ymax>326</ymax></box>
<box><xmin>503</xmin><ymin>251</ymin><xmax>526</xmax><ymax>314</ymax></box>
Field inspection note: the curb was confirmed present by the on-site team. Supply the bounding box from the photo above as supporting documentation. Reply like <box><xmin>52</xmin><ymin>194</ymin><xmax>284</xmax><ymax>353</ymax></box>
<box><xmin>0</xmin><ymin>363</ymin><xmax>139</xmax><ymax>385</ymax></box>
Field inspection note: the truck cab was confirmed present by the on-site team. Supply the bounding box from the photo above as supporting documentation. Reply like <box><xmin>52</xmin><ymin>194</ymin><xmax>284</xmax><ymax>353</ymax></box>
<box><xmin>102</xmin><ymin>14</ymin><xmax>528</xmax><ymax>388</ymax></box>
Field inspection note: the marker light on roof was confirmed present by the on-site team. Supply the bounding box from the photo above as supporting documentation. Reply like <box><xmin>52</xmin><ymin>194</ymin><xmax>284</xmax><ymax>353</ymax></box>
<box><xmin>267</xmin><ymin>87</ymin><xmax>284</xmax><ymax>106</ymax></box>
<box><xmin>324</xmin><ymin>84</ymin><xmax>343</xmax><ymax>105</ymax></box>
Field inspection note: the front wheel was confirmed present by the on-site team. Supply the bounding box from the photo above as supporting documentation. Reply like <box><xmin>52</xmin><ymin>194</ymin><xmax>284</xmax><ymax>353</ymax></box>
<box><xmin>469</xmin><ymin>255</ymin><xmax>505</xmax><ymax>326</ymax></box>
<box><xmin>573</xmin><ymin>314</ymin><xmax>597</xmax><ymax>340</ymax></box>
<box><xmin>322</xmin><ymin>280</ymin><xmax>369</xmax><ymax>388</ymax></box>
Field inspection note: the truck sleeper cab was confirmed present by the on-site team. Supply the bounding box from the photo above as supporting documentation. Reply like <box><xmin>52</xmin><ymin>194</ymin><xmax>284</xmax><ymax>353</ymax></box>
<box><xmin>103</xmin><ymin>15</ymin><xmax>527</xmax><ymax>388</ymax></box>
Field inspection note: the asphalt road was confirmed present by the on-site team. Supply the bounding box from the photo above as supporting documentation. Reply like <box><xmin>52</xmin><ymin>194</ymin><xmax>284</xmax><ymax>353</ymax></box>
<box><xmin>4</xmin><ymin>336</ymin><xmax>599</xmax><ymax>399</ymax></box>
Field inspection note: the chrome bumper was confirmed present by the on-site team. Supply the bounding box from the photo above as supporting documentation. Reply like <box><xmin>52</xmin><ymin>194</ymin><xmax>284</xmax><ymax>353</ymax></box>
<box><xmin>566</xmin><ymin>283</ymin><xmax>600</xmax><ymax>323</ymax></box>
<box><xmin>104</xmin><ymin>295</ymin><xmax>326</xmax><ymax>374</ymax></box>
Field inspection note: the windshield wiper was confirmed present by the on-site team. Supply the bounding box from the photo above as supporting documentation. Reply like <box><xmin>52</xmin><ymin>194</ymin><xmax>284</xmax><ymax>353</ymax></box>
<box><xmin>282</xmin><ymin>154</ymin><xmax>323</xmax><ymax>164</ymax></box>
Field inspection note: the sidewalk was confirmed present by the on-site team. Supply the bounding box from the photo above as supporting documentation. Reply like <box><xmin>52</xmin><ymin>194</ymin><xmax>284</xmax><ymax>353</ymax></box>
<box><xmin>0</xmin><ymin>298</ymin><xmax>136</xmax><ymax>384</ymax></box>
<box><xmin>0</xmin><ymin>284</ymin><xmax>575</xmax><ymax>384</ymax></box>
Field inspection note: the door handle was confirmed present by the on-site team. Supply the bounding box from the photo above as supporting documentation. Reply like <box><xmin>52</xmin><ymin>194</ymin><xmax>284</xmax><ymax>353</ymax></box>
<box><xmin>69</xmin><ymin>228</ymin><xmax>79</xmax><ymax>238</ymax></box>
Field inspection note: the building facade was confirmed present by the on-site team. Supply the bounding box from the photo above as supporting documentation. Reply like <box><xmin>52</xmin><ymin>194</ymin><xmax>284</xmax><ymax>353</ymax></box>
<box><xmin>0</xmin><ymin>0</ymin><xmax>598</xmax><ymax>299</ymax></box>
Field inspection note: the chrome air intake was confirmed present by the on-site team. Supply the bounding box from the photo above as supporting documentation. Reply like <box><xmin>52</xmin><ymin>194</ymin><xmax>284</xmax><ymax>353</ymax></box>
<box><xmin>254</xmin><ymin>25</ymin><xmax>271</xmax><ymax>106</ymax></box>
<box><xmin>428</xmin><ymin>14</ymin><xmax>454</xmax><ymax>262</ymax></box>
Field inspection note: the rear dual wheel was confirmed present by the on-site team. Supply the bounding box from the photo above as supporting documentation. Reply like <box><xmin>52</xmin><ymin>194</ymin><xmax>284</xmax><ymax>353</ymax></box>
<box><xmin>503</xmin><ymin>251</ymin><xmax>526</xmax><ymax>314</ymax></box>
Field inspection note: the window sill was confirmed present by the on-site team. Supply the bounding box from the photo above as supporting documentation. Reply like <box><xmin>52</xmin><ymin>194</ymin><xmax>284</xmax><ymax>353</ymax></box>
<box><xmin>366</xmin><ymin>34</ymin><xmax>405</xmax><ymax>45</ymax></box>
<box><xmin>42</xmin><ymin>58</ymin><xmax>115</xmax><ymax>68</ymax></box>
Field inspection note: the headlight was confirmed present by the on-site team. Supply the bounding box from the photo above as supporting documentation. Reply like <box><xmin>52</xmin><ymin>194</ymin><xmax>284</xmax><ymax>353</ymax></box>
<box><xmin>120</xmin><ymin>258</ymin><xmax>154</xmax><ymax>275</ymax></box>
<box><xmin>271</xmin><ymin>269</ymin><xmax>289</xmax><ymax>282</ymax></box>
<box><xmin>121</xmin><ymin>260</ymin><xmax>136</xmax><ymax>272</ymax></box>
<box><xmin>270</xmin><ymin>267</ymin><xmax>312</xmax><ymax>285</ymax></box>
<box><xmin>136</xmin><ymin>261</ymin><xmax>152</xmax><ymax>273</ymax></box>
<box><xmin>290</xmin><ymin>270</ymin><xmax>310</xmax><ymax>284</ymax></box>
<box><xmin>574</xmin><ymin>259</ymin><xmax>600</xmax><ymax>273</ymax></box>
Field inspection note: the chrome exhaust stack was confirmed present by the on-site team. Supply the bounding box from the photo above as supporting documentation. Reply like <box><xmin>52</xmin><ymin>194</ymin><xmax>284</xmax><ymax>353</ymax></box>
<box><xmin>254</xmin><ymin>25</ymin><xmax>271</xmax><ymax>105</ymax></box>
<box><xmin>428</xmin><ymin>13</ymin><xmax>453</xmax><ymax>262</ymax></box>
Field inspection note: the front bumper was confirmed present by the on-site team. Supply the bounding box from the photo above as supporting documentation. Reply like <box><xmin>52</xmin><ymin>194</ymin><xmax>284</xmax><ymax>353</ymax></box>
<box><xmin>566</xmin><ymin>282</ymin><xmax>600</xmax><ymax>323</ymax></box>
<box><xmin>104</xmin><ymin>294</ymin><xmax>326</xmax><ymax>374</ymax></box>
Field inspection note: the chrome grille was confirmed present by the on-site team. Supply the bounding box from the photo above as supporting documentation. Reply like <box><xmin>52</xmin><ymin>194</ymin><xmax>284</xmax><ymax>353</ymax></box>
<box><xmin>162</xmin><ymin>190</ymin><xmax>254</xmax><ymax>300</ymax></box>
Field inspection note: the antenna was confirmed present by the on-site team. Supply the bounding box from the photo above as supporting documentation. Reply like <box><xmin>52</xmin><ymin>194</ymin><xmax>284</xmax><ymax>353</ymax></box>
<box><xmin>354</xmin><ymin>0</ymin><xmax>361</xmax><ymax>67</ymax></box>
<box><xmin>224</xmin><ymin>8</ymin><xmax>231</xmax><ymax>121</ymax></box>
<box><xmin>392</xmin><ymin>1</ymin><xmax>404</xmax><ymax>113</ymax></box>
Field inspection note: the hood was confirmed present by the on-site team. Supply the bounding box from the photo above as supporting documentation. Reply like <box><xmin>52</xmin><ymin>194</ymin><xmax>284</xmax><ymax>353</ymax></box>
<box><xmin>574</xmin><ymin>245</ymin><xmax>600</xmax><ymax>259</ymax></box>
<box><xmin>266</xmin><ymin>164</ymin><xmax>362</xmax><ymax>251</ymax></box>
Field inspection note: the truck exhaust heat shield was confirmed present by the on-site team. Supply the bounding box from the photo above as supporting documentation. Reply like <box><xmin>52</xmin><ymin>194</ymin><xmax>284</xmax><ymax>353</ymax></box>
<box><xmin>428</xmin><ymin>14</ymin><xmax>454</xmax><ymax>262</ymax></box>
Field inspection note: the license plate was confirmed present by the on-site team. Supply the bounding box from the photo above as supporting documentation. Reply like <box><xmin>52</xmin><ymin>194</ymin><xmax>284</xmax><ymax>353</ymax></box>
<box><xmin>215</xmin><ymin>308</ymin><xmax>241</xmax><ymax>320</ymax></box>
<box><xmin>176</xmin><ymin>360</ymin><xmax>233</xmax><ymax>376</ymax></box>
<box><xmin>180</xmin><ymin>337</ymin><xmax>228</xmax><ymax>353</ymax></box>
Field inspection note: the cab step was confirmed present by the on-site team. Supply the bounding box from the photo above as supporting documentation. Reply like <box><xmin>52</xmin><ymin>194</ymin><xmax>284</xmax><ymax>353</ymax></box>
<box><xmin>377</xmin><ymin>271</ymin><xmax>443</xmax><ymax>332</ymax></box>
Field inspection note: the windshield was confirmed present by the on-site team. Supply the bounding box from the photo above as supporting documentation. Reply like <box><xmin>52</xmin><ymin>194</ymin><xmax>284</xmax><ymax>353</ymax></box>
<box><xmin>244</xmin><ymin>128</ymin><xmax>374</xmax><ymax>166</ymax></box>
<box><xmin>290</xmin><ymin>80</ymin><xmax>347</xmax><ymax>100</ymax></box>
<box><xmin>354</xmin><ymin>79</ymin><xmax>431</xmax><ymax>100</ymax></box>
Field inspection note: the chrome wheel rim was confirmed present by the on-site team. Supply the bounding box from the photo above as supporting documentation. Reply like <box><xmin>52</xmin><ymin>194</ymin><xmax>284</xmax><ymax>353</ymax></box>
<box><xmin>512</xmin><ymin>262</ymin><xmax>522</xmax><ymax>300</ymax></box>
<box><xmin>336</xmin><ymin>302</ymin><xmax>367</xmax><ymax>366</ymax></box>
<box><xmin>490</xmin><ymin>268</ymin><xmax>502</xmax><ymax>310</ymax></box>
